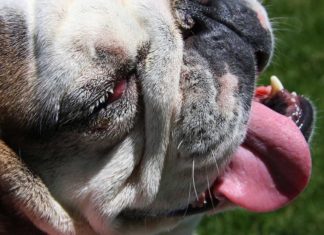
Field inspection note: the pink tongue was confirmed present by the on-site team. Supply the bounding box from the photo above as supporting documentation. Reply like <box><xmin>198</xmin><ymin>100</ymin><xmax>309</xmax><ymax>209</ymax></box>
<box><xmin>214</xmin><ymin>101</ymin><xmax>312</xmax><ymax>212</ymax></box>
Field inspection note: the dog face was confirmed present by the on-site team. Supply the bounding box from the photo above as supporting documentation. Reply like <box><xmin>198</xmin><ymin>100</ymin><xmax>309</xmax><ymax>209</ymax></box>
<box><xmin>0</xmin><ymin>1</ymin><xmax>313</xmax><ymax>235</ymax></box>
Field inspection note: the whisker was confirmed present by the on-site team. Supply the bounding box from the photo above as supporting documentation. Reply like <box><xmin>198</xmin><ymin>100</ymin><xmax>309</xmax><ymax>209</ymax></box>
<box><xmin>211</xmin><ymin>150</ymin><xmax>220</xmax><ymax>175</ymax></box>
<box><xmin>206</xmin><ymin>174</ymin><xmax>215</xmax><ymax>210</ymax></box>
<box><xmin>192</xmin><ymin>160</ymin><xmax>199</xmax><ymax>201</ymax></box>
<box><xmin>177</xmin><ymin>139</ymin><xmax>184</xmax><ymax>150</ymax></box>
<box><xmin>182</xmin><ymin>182</ymin><xmax>192</xmax><ymax>218</ymax></box>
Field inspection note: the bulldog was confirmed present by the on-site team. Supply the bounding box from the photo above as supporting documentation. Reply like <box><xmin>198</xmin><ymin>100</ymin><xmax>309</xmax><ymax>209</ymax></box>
<box><xmin>0</xmin><ymin>0</ymin><xmax>314</xmax><ymax>235</ymax></box>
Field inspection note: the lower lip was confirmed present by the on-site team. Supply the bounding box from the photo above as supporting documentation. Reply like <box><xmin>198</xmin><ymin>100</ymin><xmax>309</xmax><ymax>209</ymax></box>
<box><xmin>108</xmin><ymin>79</ymin><xmax>127</xmax><ymax>103</ymax></box>
<box><xmin>166</xmin><ymin>196</ymin><xmax>221</xmax><ymax>217</ymax></box>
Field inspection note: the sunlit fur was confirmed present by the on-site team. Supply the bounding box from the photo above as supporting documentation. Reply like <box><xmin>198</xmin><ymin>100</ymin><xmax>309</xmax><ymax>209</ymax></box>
<box><xmin>0</xmin><ymin>1</ymin><xmax>272</xmax><ymax>234</ymax></box>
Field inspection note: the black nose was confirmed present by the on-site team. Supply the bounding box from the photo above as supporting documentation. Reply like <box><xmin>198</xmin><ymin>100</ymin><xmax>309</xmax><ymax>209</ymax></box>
<box><xmin>176</xmin><ymin>0</ymin><xmax>273</xmax><ymax>73</ymax></box>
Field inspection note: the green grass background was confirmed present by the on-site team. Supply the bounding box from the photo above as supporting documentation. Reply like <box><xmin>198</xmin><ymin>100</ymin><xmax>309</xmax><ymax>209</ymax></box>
<box><xmin>198</xmin><ymin>0</ymin><xmax>324</xmax><ymax>234</ymax></box>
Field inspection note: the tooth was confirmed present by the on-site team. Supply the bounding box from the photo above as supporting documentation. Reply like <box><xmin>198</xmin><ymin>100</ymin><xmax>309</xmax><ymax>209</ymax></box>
<box><xmin>99</xmin><ymin>96</ymin><xmax>105</xmax><ymax>103</ymax></box>
<box><xmin>108</xmin><ymin>88</ymin><xmax>114</xmax><ymax>94</ymax></box>
<box><xmin>89</xmin><ymin>105</ymin><xmax>95</xmax><ymax>113</ymax></box>
<box><xmin>270</xmin><ymin>75</ymin><xmax>284</xmax><ymax>96</ymax></box>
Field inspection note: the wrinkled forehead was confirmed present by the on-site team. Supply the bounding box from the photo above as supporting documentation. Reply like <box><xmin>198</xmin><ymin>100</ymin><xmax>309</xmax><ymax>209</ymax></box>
<box><xmin>35</xmin><ymin>0</ymin><xmax>164</xmax><ymax>58</ymax></box>
<box><xmin>35</xmin><ymin>0</ymin><xmax>183</xmax><ymax>59</ymax></box>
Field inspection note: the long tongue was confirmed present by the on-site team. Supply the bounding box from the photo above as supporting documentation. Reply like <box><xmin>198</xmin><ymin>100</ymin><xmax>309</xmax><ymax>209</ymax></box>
<box><xmin>213</xmin><ymin>101</ymin><xmax>312</xmax><ymax>212</ymax></box>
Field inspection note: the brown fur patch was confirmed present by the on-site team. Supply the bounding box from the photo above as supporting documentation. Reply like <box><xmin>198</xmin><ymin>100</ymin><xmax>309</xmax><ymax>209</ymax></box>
<box><xmin>0</xmin><ymin>140</ymin><xmax>44</xmax><ymax>235</ymax></box>
<box><xmin>0</xmin><ymin>10</ymin><xmax>37</xmax><ymax>131</ymax></box>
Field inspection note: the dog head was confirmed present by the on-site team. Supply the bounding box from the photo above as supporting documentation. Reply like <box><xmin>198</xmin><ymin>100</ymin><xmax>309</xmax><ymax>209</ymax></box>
<box><xmin>0</xmin><ymin>0</ymin><xmax>313</xmax><ymax>234</ymax></box>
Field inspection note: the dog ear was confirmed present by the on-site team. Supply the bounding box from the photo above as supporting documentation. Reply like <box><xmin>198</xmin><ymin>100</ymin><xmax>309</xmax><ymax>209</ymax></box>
<box><xmin>0</xmin><ymin>138</ymin><xmax>76</xmax><ymax>235</ymax></box>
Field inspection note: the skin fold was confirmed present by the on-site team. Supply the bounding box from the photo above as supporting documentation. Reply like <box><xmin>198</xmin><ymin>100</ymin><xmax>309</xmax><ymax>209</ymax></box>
<box><xmin>0</xmin><ymin>1</ymin><xmax>277</xmax><ymax>234</ymax></box>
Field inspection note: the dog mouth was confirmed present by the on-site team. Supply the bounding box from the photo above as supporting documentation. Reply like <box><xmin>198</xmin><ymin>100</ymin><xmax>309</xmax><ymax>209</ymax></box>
<box><xmin>87</xmin><ymin>78</ymin><xmax>129</xmax><ymax>116</ymax></box>
<box><xmin>166</xmin><ymin>76</ymin><xmax>313</xmax><ymax>217</ymax></box>
<box><xmin>119</xmin><ymin>2</ymin><xmax>313</xmax><ymax>220</ymax></box>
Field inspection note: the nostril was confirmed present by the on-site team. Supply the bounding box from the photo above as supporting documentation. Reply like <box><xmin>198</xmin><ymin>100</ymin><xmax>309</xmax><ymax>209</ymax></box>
<box><xmin>197</xmin><ymin>0</ymin><xmax>211</xmax><ymax>6</ymax></box>
<box><xmin>176</xmin><ymin>0</ymin><xmax>210</xmax><ymax>40</ymax></box>
<box><xmin>255</xmin><ymin>50</ymin><xmax>270</xmax><ymax>73</ymax></box>
<box><xmin>192</xmin><ymin>20</ymin><xmax>207</xmax><ymax>34</ymax></box>
<box><xmin>181</xmin><ymin>20</ymin><xmax>207</xmax><ymax>40</ymax></box>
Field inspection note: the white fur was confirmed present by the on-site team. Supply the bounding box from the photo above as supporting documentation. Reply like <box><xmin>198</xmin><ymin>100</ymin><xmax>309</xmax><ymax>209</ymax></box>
<box><xmin>0</xmin><ymin>1</ymin><xmax>272</xmax><ymax>234</ymax></box>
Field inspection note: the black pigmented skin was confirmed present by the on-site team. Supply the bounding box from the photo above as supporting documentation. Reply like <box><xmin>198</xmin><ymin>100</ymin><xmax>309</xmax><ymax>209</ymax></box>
<box><xmin>173</xmin><ymin>0</ymin><xmax>273</xmax><ymax>157</ymax></box>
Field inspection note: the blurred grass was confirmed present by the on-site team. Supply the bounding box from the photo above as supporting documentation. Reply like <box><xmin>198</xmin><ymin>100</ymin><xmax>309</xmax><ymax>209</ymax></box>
<box><xmin>198</xmin><ymin>0</ymin><xmax>324</xmax><ymax>234</ymax></box>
